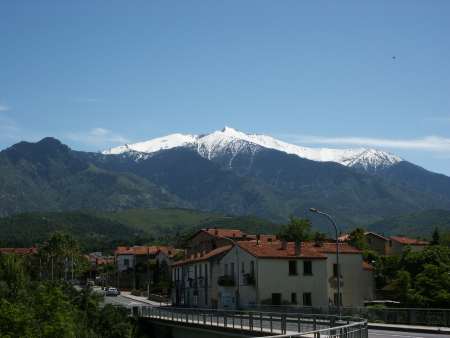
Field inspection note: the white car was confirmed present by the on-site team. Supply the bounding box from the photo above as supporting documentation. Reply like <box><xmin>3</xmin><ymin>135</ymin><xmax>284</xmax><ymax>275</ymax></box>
<box><xmin>105</xmin><ymin>287</ymin><xmax>120</xmax><ymax>296</ymax></box>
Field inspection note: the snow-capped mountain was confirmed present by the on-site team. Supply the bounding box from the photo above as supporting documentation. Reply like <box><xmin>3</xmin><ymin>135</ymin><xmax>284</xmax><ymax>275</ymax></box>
<box><xmin>103</xmin><ymin>127</ymin><xmax>402</xmax><ymax>171</ymax></box>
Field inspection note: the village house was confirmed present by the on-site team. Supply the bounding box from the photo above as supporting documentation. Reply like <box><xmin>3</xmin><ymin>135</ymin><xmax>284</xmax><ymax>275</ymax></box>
<box><xmin>114</xmin><ymin>245</ymin><xmax>176</xmax><ymax>290</ymax></box>
<box><xmin>171</xmin><ymin>238</ymin><xmax>374</xmax><ymax>309</ymax></box>
<box><xmin>340</xmin><ymin>232</ymin><xmax>429</xmax><ymax>256</ymax></box>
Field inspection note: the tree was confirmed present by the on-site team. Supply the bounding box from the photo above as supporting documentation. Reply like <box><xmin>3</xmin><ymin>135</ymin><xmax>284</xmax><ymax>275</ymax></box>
<box><xmin>348</xmin><ymin>228</ymin><xmax>367</xmax><ymax>250</ymax></box>
<box><xmin>431</xmin><ymin>227</ymin><xmax>441</xmax><ymax>245</ymax></box>
<box><xmin>278</xmin><ymin>217</ymin><xmax>312</xmax><ymax>242</ymax></box>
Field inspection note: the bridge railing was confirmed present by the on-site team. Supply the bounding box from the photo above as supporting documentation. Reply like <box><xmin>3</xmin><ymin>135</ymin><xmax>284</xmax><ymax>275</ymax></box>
<box><xmin>138</xmin><ymin>306</ymin><xmax>367</xmax><ymax>337</ymax></box>
<box><xmin>244</xmin><ymin>305</ymin><xmax>450</xmax><ymax>327</ymax></box>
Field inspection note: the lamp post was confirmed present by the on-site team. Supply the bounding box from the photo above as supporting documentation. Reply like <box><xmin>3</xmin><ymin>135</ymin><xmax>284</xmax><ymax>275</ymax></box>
<box><xmin>309</xmin><ymin>208</ymin><xmax>341</xmax><ymax>317</ymax></box>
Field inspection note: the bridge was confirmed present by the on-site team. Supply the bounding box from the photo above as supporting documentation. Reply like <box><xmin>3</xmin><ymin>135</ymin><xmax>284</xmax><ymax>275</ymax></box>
<box><xmin>135</xmin><ymin>306</ymin><xmax>368</xmax><ymax>338</ymax></box>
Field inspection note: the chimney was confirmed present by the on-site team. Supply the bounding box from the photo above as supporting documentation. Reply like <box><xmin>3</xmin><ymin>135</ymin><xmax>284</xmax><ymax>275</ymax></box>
<box><xmin>256</xmin><ymin>234</ymin><xmax>260</xmax><ymax>245</ymax></box>
<box><xmin>215</xmin><ymin>228</ymin><xmax>219</xmax><ymax>236</ymax></box>
<box><xmin>295</xmin><ymin>241</ymin><xmax>301</xmax><ymax>256</ymax></box>
<box><xmin>281</xmin><ymin>239</ymin><xmax>287</xmax><ymax>250</ymax></box>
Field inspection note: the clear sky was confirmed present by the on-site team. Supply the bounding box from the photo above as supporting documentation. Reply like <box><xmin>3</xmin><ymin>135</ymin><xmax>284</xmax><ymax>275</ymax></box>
<box><xmin>1</xmin><ymin>1</ymin><xmax>450</xmax><ymax>174</ymax></box>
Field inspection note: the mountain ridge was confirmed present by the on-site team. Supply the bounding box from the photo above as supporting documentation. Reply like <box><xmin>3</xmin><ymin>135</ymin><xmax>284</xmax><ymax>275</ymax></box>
<box><xmin>103</xmin><ymin>127</ymin><xmax>403</xmax><ymax>172</ymax></box>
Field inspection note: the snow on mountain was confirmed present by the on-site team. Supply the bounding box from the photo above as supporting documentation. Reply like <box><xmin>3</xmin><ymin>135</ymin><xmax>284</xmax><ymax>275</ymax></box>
<box><xmin>103</xmin><ymin>127</ymin><xmax>402</xmax><ymax>170</ymax></box>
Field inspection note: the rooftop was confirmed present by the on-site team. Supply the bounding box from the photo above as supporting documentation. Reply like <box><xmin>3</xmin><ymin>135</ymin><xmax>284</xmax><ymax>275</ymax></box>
<box><xmin>172</xmin><ymin>245</ymin><xmax>232</xmax><ymax>266</ymax></box>
<box><xmin>390</xmin><ymin>236</ymin><xmax>429</xmax><ymax>245</ymax></box>
<box><xmin>237</xmin><ymin>240</ymin><xmax>361</xmax><ymax>259</ymax></box>
<box><xmin>115</xmin><ymin>245</ymin><xmax>175</xmax><ymax>256</ymax></box>
<box><xmin>202</xmin><ymin>228</ymin><xmax>246</xmax><ymax>238</ymax></box>
<box><xmin>0</xmin><ymin>247</ymin><xmax>38</xmax><ymax>255</ymax></box>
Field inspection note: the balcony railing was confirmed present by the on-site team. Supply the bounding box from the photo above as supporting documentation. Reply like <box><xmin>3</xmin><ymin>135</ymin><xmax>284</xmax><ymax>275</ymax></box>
<box><xmin>218</xmin><ymin>275</ymin><xmax>235</xmax><ymax>287</ymax></box>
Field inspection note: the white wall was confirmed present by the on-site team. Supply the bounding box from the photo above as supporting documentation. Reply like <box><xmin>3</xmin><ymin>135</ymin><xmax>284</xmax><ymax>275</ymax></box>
<box><xmin>257</xmin><ymin>258</ymin><xmax>329</xmax><ymax>307</ymax></box>
<box><xmin>324</xmin><ymin>253</ymin><xmax>373</xmax><ymax>307</ymax></box>
<box><xmin>117</xmin><ymin>254</ymin><xmax>134</xmax><ymax>272</ymax></box>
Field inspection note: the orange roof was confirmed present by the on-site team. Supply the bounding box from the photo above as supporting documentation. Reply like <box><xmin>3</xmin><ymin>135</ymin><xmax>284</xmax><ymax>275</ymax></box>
<box><xmin>238</xmin><ymin>241</ymin><xmax>325</xmax><ymax>259</ymax></box>
<box><xmin>172</xmin><ymin>245</ymin><xmax>232</xmax><ymax>266</ymax></box>
<box><xmin>390</xmin><ymin>236</ymin><xmax>429</xmax><ymax>245</ymax></box>
<box><xmin>202</xmin><ymin>228</ymin><xmax>246</xmax><ymax>238</ymax></box>
<box><xmin>115</xmin><ymin>245</ymin><xmax>174</xmax><ymax>256</ymax></box>
<box><xmin>0</xmin><ymin>247</ymin><xmax>38</xmax><ymax>255</ymax></box>
<box><xmin>237</xmin><ymin>241</ymin><xmax>361</xmax><ymax>259</ymax></box>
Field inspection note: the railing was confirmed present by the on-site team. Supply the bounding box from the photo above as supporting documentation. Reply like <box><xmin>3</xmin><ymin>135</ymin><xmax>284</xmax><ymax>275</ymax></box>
<box><xmin>138</xmin><ymin>306</ymin><xmax>367</xmax><ymax>337</ymax></box>
<box><xmin>244</xmin><ymin>305</ymin><xmax>450</xmax><ymax>327</ymax></box>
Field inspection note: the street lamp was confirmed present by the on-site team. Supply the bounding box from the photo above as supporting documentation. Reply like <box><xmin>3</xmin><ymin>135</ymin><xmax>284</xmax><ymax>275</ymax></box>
<box><xmin>309</xmin><ymin>208</ymin><xmax>341</xmax><ymax>317</ymax></box>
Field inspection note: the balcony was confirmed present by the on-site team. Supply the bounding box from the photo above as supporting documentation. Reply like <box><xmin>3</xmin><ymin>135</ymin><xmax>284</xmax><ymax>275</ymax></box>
<box><xmin>243</xmin><ymin>273</ymin><xmax>256</xmax><ymax>286</ymax></box>
<box><xmin>218</xmin><ymin>275</ymin><xmax>235</xmax><ymax>287</ymax></box>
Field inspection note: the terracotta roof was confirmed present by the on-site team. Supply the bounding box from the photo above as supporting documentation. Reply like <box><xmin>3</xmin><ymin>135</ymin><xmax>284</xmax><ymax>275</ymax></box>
<box><xmin>362</xmin><ymin>261</ymin><xmax>374</xmax><ymax>271</ymax></box>
<box><xmin>238</xmin><ymin>241</ymin><xmax>325</xmax><ymax>259</ymax></box>
<box><xmin>115</xmin><ymin>246</ymin><xmax>174</xmax><ymax>256</ymax></box>
<box><xmin>172</xmin><ymin>245</ymin><xmax>232</xmax><ymax>266</ymax></box>
<box><xmin>202</xmin><ymin>228</ymin><xmax>246</xmax><ymax>238</ymax></box>
<box><xmin>318</xmin><ymin>242</ymin><xmax>362</xmax><ymax>254</ymax></box>
<box><xmin>246</xmin><ymin>234</ymin><xmax>278</xmax><ymax>242</ymax></box>
<box><xmin>237</xmin><ymin>241</ymin><xmax>361</xmax><ymax>259</ymax></box>
<box><xmin>0</xmin><ymin>247</ymin><xmax>38</xmax><ymax>255</ymax></box>
<box><xmin>389</xmin><ymin>236</ymin><xmax>429</xmax><ymax>245</ymax></box>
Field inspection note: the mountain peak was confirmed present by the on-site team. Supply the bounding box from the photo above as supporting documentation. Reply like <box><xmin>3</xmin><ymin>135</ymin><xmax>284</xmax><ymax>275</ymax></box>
<box><xmin>103</xmin><ymin>127</ymin><xmax>403</xmax><ymax>170</ymax></box>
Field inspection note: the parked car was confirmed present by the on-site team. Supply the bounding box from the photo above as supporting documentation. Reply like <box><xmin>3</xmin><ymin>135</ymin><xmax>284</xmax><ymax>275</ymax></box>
<box><xmin>105</xmin><ymin>287</ymin><xmax>120</xmax><ymax>296</ymax></box>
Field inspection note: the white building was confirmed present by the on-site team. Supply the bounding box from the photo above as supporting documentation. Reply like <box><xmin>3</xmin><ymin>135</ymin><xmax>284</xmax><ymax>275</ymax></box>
<box><xmin>171</xmin><ymin>239</ymin><xmax>374</xmax><ymax>309</ymax></box>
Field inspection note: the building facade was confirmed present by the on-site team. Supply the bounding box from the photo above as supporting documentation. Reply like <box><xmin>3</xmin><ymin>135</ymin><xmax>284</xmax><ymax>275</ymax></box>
<box><xmin>171</xmin><ymin>239</ymin><xmax>374</xmax><ymax>309</ymax></box>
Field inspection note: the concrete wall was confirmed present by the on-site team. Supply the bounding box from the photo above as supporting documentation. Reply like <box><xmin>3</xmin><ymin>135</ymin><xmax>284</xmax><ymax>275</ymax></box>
<box><xmin>257</xmin><ymin>257</ymin><xmax>328</xmax><ymax>307</ymax></box>
<box><xmin>365</xmin><ymin>233</ymin><xmax>389</xmax><ymax>256</ymax></box>
<box><xmin>218</xmin><ymin>246</ymin><xmax>257</xmax><ymax>308</ymax></box>
<box><xmin>116</xmin><ymin>254</ymin><xmax>134</xmax><ymax>272</ymax></box>
<box><xmin>324</xmin><ymin>253</ymin><xmax>373</xmax><ymax>307</ymax></box>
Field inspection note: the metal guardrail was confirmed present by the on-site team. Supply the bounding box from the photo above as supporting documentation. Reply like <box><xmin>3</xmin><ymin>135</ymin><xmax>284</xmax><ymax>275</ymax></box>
<box><xmin>245</xmin><ymin>305</ymin><xmax>450</xmax><ymax>327</ymax></box>
<box><xmin>138</xmin><ymin>306</ymin><xmax>368</xmax><ymax>337</ymax></box>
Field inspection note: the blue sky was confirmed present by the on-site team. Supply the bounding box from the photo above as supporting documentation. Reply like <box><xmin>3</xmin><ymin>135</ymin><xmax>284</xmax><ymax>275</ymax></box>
<box><xmin>1</xmin><ymin>1</ymin><xmax>450</xmax><ymax>174</ymax></box>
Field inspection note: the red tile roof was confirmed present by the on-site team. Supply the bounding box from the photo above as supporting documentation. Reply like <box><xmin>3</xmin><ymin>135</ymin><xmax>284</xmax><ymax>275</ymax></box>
<box><xmin>237</xmin><ymin>241</ymin><xmax>361</xmax><ymax>259</ymax></box>
<box><xmin>389</xmin><ymin>236</ymin><xmax>429</xmax><ymax>245</ymax></box>
<box><xmin>172</xmin><ymin>245</ymin><xmax>232</xmax><ymax>266</ymax></box>
<box><xmin>0</xmin><ymin>247</ymin><xmax>38</xmax><ymax>255</ymax></box>
<box><xmin>202</xmin><ymin>228</ymin><xmax>246</xmax><ymax>238</ymax></box>
<box><xmin>115</xmin><ymin>246</ymin><xmax>175</xmax><ymax>256</ymax></box>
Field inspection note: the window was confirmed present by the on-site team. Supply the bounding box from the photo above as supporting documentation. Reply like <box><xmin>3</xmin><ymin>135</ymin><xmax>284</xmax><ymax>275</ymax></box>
<box><xmin>272</xmin><ymin>293</ymin><xmax>282</xmax><ymax>305</ymax></box>
<box><xmin>124</xmin><ymin>258</ymin><xmax>130</xmax><ymax>267</ymax></box>
<box><xmin>291</xmin><ymin>293</ymin><xmax>297</xmax><ymax>305</ymax></box>
<box><xmin>289</xmin><ymin>260</ymin><xmax>297</xmax><ymax>275</ymax></box>
<box><xmin>241</xmin><ymin>262</ymin><xmax>245</xmax><ymax>273</ymax></box>
<box><xmin>230</xmin><ymin>262</ymin><xmax>235</xmax><ymax>279</ymax></box>
<box><xmin>224</xmin><ymin>264</ymin><xmax>228</xmax><ymax>276</ymax></box>
<box><xmin>303</xmin><ymin>261</ymin><xmax>312</xmax><ymax>275</ymax></box>
<box><xmin>303</xmin><ymin>292</ymin><xmax>312</xmax><ymax>306</ymax></box>
<box><xmin>250</xmin><ymin>261</ymin><xmax>255</xmax><ymax>276</ymax></box>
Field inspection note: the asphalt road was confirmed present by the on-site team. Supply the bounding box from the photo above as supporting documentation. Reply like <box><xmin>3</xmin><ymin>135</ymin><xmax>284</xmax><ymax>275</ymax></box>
<box><xmin>369</xmin><ymin>330</ymin><xmax>446</xmax><ymax>338</ymax></box>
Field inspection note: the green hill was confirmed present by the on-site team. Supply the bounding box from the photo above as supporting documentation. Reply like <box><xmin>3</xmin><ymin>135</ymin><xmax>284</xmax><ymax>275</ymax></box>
<box><xmin>99</xmin><ymin>208</ymin><xmax>279</xmax><ymax>241</ymax></box>
<box><xmin>0</xmin><ymin>211</ymin><xmax>151</xmax><ymax>252</ymax></box>
<box><xmin>367</xmin><ymin>209</ymin><xmax>450</xmax><ymax>237</ymax></box>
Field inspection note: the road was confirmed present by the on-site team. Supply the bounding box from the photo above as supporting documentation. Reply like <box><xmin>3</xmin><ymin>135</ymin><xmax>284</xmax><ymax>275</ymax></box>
<box><xmin>369</xmin><ymin>330</ymin><xmax>446</xmax><ymax>338</ymax></box>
